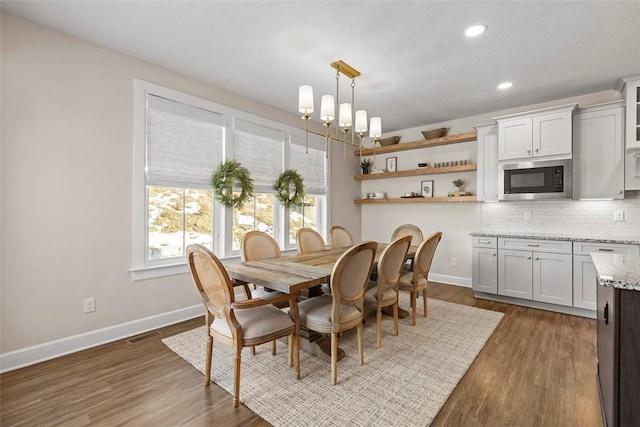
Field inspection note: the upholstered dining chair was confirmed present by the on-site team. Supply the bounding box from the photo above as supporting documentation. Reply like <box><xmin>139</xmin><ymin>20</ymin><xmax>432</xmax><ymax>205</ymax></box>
<box><xmin>364</xmin><ymin>235</ymin><xmax>412</xmax><ymax>348</ymax></box>
<box><xmin>329</xmin><ymin>225</ymin><xmax>354</xmax><ymax>248</ymax></box>
<box><xmin>241</xmin><ymin>231</ymin><xmax>284</xmax><ymax>301</ymax></box>
<box><xmin>298</xmin><ymin>241</ymin><xmax>377</xmax><ymax>385</ymax></box>
<box><xmin>391</xmin><ymin>224</ymin><xmax>424</xmax><ymax>271</ymax></box>
<box><xmin>398</xmin><ymin>231</ymin><xmax>443</xmax><ymax>326</ymax></box>
<box><xmin>296</xmin><ymin>227</ymin><xmax>326</xmax><ymax>254</ymax></box>
<box><xmin>186</xmin><ymin>244</ymin><xmax>300</xmax><ymax>408</ymax></box>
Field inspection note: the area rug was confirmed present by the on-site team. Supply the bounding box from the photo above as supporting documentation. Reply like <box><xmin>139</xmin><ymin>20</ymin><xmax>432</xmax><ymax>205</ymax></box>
<box><xmin>162</xmin><ymin>296</ymin><xmax>504</xmax><ymax>426</ymax></box>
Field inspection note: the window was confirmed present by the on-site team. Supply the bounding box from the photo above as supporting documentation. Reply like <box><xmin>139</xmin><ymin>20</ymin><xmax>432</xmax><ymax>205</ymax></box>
<box><xmin>133</xmin><ymin>80</ymin><xmax>328</xmax><ymax>279</ymax></box>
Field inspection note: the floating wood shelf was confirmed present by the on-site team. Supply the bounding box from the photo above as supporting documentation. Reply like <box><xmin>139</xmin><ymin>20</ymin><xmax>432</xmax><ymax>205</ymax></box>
<box><xmin>355</xmin><ymin>163</ymin><xmax>477</xmax><ymax>180</ymax></box>
<box><xmin>354</xmin><ymin>131</ymin><xmax>477</xmax><ymax>156</ymax></box>
<box><xmin>354</xmin><ymin>196</ymin><xmax>477</xmax><ymax>205</ymax></box>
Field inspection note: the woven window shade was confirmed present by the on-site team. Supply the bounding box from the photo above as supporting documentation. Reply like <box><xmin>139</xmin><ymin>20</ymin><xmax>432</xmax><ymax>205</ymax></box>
<box><xmin>146</xmin><ymin>95</ymin><xmax>224</xmax><ymax>187</ymax></box>
<box><xmin>290</xmin><ymin>134</ymin><xmax>327</xmax><ymax>195</ymax></box>
<box><xmin>232</xmin><ymin>119</ymin><xmax>284</xmax><ymax>192</ymax></box>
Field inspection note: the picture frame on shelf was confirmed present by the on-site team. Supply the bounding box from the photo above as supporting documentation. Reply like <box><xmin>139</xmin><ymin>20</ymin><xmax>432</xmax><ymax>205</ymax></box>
<box><xmin>386</xmin><ymin>157</ymin><xmax>397</xmax><ymax>172</ymax></box>
<box><xmin>421</xmin><ymin>180</ymin><xmax>433</xmax><ymax>198</ymax></box>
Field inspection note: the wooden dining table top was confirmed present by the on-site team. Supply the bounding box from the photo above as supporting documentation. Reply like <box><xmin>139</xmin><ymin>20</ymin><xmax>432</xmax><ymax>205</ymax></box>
<box><xmin>223</xmin><ymin>243</ymin><xmax>416</xmax><ymax>295</ymax></box>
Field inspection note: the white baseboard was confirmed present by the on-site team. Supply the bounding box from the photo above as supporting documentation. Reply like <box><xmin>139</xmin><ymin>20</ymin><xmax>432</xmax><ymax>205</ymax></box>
<box><xmin>429</xmin><ymin>273</ymin><xmax>471</xmax><ymax>288</ymax></box>
<box><xmin>0</xmin><ymin>304</ymin><xmax>204</xmax><ymax>374</ymax></box>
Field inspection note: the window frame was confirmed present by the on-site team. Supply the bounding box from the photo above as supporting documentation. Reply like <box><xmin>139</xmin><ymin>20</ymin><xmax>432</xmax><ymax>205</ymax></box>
<box><xmin>132</xmin><ymin>79</ymin><xmax>328</xmax><ymax>280</ymax></box>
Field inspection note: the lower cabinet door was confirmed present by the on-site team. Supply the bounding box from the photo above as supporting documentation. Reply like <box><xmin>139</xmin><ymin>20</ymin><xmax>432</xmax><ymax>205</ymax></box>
<box><xmin>472</xmin><ymin>247</ymin><xmax>498</xmax><ymax>293</ymax></box>
<box><xmin>597</xmin><ymin>284</ymin><xmax>616</xmax><ymax>427</ymax></box>
<box><xmin>498</xmin><ymin>249</ymin><xmax>533</xmax><ymax>299</ymax></box>
<box><xmin>533</xmin><ymin>252</ymin><xmax>573</xmax><ymax>306</ymax></box>
<box><xmin>573</xmin><ymin>255</ymin><xmax>598</xmax><ymax>310</ymax></box>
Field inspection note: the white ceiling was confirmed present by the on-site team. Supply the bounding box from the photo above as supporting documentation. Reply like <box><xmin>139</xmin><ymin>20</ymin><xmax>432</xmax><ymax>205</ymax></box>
<box><xmin>3</xmin><ymin>1</ymin><xmax>639</xmax><ymax>132</ymax></box>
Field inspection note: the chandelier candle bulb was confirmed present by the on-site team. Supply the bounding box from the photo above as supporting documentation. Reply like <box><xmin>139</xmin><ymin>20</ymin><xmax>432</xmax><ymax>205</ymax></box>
<box><xmin>298</xmin><ymin>85</ymin><xmax>314</xmax><ymax>114</ymax></box>
<box><xmin>320</xmin><ymin>95</ymin><xmax>335</xmax><ymax>121</ymax></box>
<box><xmin>369</xmin><ymin>117</ymin><xmax>382</xmax><ymax>138</ymax></box>
<box><xmin>339</xmin><ymin>103</ymin><xmax>352</xmax><ymax>128</ymax></box>
<box><xmin>355</xmin><ymin>110</ymin><xmax>368</xmax><ymax>133</ymax></box>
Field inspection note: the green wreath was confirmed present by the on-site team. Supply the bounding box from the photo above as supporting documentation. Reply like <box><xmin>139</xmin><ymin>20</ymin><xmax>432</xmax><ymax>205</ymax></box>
<box><xmin>211</xmin><ymin>160</ymin><xmax>254</xmax><ymax>208</ymax></box>
<box><xmin>274</xmin><ymin>170</ymin><xmax>305</xmax><ymax>208</ymax></box>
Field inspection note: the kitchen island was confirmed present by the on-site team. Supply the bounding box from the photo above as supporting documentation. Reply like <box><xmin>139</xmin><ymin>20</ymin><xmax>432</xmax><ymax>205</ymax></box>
<box><xmin>592</xmin><ymin>252</ymin><xmax>640</xmax><ymax>427</ymax></box>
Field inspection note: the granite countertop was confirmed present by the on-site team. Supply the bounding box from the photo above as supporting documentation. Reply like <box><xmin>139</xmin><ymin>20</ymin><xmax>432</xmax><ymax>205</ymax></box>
<box><xmin>591</xmin><ymin>252</ymin><xmax>640</xmax><ymax>291</ymax></box>
<box><xmin>470</xmin><ymin>232</ymin><xmax>640</xmax><ymax>246</ymax></box>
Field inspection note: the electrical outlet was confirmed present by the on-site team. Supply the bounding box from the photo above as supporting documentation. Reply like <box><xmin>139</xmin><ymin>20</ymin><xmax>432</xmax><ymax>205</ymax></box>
<box><xmin>450</xmin><ymin>258</ymin><xmax>457</xmax><ymax>266</ymax></box>
<box><xmin>614</xmin><ymin>211</ymin><xmax>624</xmax><ymax>222</ymax></box>
<box><xmin>83</xmin><ymin>298</ymin><xmax>95</xmax><ymax>313</ymax></box>
<box><xmin>524</xmin><ymin>211</ymin><xmax>531</xmax><ymax>220</ymax></box>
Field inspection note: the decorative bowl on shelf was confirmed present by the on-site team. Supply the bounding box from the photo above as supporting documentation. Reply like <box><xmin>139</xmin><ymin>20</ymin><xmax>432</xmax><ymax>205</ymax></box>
<box><xmin>421</xmin><ymin>128</ymin><xmax>449</xmax><ymax>140</ymax></box>
<box><xmin>378</xmin><ymin>136</ymin><xmax>401</xmax><ymax>146</ymax></box>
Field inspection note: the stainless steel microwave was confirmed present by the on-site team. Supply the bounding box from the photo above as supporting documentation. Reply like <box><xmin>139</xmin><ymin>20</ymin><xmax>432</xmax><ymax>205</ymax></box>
<box><xmin>499</xmin><ymin>159</ymin><xmax>572</xmax><ymax>200</ymax></box>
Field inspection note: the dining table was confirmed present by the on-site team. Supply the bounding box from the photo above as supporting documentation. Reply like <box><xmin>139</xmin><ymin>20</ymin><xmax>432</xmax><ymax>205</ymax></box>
<box><xmin>223</xmin><ymin>243</ymin><xmax>416</xmax><ymax>360</ymax></box>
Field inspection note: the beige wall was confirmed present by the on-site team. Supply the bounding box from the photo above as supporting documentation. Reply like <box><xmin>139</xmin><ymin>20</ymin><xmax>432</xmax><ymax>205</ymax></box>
<box><xmin>0</xmin><ymin>12</ymin><xmax>356</xmax><ymax>362</ymax></box>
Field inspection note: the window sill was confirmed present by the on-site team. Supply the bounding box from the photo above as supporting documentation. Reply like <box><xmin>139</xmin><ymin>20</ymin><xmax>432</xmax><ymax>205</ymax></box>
<box><xmin>131</xmin><ymin>249</ymin><xmax>300</xmax><ymax>281</ymax></box>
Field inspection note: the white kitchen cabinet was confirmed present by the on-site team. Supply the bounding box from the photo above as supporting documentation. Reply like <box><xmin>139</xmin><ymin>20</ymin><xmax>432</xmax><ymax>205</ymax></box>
<box><xmin>532</xmin><ymin>252</ymin><xmax>573</xmax><ymax>306</ymax></box>
<box><xmin>497</xmin><ymin>238</ymin><xmax>573</xmax><ymax>306</ymax></box>
<box><xmin>573</xmin><ymin>101</ymin><xmax>625</xmax><ymax>200</ymax></box>
<box><xmin>495</xmin><ymin>104</ymin><xmax>577</xmax><ymax>161</ymax></box>
<box><xmin>617</xmin><ymin>75</ymin><xmax>640</xmax><ymax>190</ymax></box>
<box><xmin>498</xmin><ymin>249</ymin><xmax>533</xmax><ymax>299</ymax></box>
<box><xmin>572</xmin><ymin>241</ymin><xmax>640</xmax><ymax>310</ymax></box>
<box><xmin>472</xmin><ymin>237</ymin><xmax>498</xmax><ymax>294</ymax></box>
<box><xmin>474</xmin><ymin>123</ymin><xmax>498</xmax><ymax>201</ymax></box>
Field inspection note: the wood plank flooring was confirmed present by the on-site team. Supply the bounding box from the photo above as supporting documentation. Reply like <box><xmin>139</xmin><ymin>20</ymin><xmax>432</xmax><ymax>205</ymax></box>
<box><xmin>0</xmin><ymin>283</ymin><xmax>601</xmax><ymax>426</ymax></box>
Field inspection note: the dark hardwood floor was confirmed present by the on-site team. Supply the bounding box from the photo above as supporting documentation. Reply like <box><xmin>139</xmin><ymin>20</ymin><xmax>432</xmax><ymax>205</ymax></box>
<box><xmin>0</xmin><ymin>283</ymin><xmax>601</xmax><ymax>426</ymax></box>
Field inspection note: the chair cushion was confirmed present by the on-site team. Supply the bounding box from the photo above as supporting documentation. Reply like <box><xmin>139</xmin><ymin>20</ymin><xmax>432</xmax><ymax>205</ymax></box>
<box><xmin>298</xmin><ymin>295</ymin><xmax>361</xmax><ymax>329</ymax></box>
<box><xmin>251</xmin><ymin>286</ymin><xmax>284</xmax><ymax>300</ymax></box>
<box><xmin>364</xmin><ymin>286</ymin><xmax>397</xmax><ymax>304</ymax></box>
<box><xmin>211</xmin><ymin>305</ymin><xmax>293</xmax><ymax>341</ymax></box>
<box><xmin>398</xmin><ymin>272</ymin><xmax>428</xmax><ymax>291</ymax></box>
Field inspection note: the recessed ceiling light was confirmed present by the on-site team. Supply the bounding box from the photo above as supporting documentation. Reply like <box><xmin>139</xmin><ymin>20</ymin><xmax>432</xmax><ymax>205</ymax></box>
<box><xmin>497</xmin><ymin>82</ymin><xmax>514</xmax><ymax>90</ymax></box>
<box><xmin>465</xmin><ymin>24</ymin><xmax>487</xmax><ymax>37</ymax></box>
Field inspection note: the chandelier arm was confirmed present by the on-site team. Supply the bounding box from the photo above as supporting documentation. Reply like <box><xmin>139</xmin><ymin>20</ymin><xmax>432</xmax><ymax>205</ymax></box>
<box><xmin>305</xmin><ymin>128</ymin><xmax>360</xmax><ymax>147</ymax></box>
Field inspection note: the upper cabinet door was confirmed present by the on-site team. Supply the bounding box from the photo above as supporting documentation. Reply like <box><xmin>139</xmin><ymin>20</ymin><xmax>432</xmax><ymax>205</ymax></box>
<box><xmin>573</xmin><ymin>102</ymin><xmax>625</xmax><ymax>200</ymax></box>
<box><xmin>475</xmin><ymin>123</ymin><xmax>499</xmax><ymax>201</ymax></box>
<box><xmin>498</xmin><ymin>118</ymin><xmax>532</xmax><ymax>161</ymax></box>
<box><xmin>533</xmin><ymin>110</ymin><xmax>573</xmax><ymax>158</ymax></box>
<box><xmin>495</xmin><ymin>104</ymin><xmax>577</xmax><ymax>162</ymax></box>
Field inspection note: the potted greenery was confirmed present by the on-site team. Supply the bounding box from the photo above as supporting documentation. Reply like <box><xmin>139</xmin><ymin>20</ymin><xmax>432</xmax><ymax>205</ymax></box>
<box><xmin>361</xmin><ymin>158</ymin><xmax>372</xmax><ymax>174</ymax></box>
<box><xmin>452</xmin><ymin>178</ymin><xmax>465</xmax><ymax>192</ymax></box>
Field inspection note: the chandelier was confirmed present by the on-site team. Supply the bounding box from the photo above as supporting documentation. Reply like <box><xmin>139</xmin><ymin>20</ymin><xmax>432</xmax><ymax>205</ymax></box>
<box><xmin>297</xmin><ymin>60</ymin><xmax>382</xmax><ymax>161</ymax></box>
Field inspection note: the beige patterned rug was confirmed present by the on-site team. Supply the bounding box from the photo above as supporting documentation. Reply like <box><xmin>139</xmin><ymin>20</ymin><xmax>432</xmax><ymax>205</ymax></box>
<box><xmin>163</xmin><ymin>296</ymin><xmax>503</xmax><ymax>426</ymax></box>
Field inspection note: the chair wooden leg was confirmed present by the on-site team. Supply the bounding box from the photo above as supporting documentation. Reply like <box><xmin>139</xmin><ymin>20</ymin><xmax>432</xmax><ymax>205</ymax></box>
<box><xmin>331</xmin><ymin>332</ymin><xmax>338</xmax><ymax>385</ymax></box>
<box><xmin>357</xmin><ymin>322</ymin><xmax>364</xmax><ymax>366</ymax></box>
<box><xmin>423</xmin><ymin>289</ymin><xmax>428</xmax><ymax>318</ymax></box>
<box><xmin>294</xmin><ymin>332</ymin><xmax>300</xmax><ymax>380</ymax></box>
<box><xmin>393</xmin><ymin>302</ymin><xmax>399</xmax><ymax>336</ymax></box>
<box><xmin>271</xmin><ymin>340</ymin><xmax>277</xmax><ymax>356</ymax></box>
<box><xmin>411</xmin><ymin>291</ymin><xmax>417</xmax><ymax>326</ymax></box>
<box><xmin>376</xmin><ymin>307</ymin><xmax>383</xmax><ymax>348</ymax></box>
<box><xmin>288</xmin><ymin>335</ymin><xmax>293</xmax><ymax>368</ymax></box>
<box><xmin>205</xmin><ymin>335</ymin><xmax>213</xmax><ymax>385</ymax></box>
<box><xmin>233</xmin><ymin>348</ymin><xmax>241</xmax><ymax>408</ymax></box>
<box><xmin>251</xmin><ymin>346</ymin><xmax>256</xmax><ymax>356</ymax></box>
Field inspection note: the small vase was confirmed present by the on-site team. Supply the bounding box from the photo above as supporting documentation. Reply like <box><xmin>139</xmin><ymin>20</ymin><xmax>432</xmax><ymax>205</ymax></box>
<box><xmin>362</xmin><ymin>167</ymin><xmax>369</xmax><ymax>175</ymax></box>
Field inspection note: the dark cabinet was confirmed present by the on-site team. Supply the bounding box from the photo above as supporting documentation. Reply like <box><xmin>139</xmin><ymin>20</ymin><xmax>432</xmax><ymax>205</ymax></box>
<box><xmin>597</xmin><ymin>284</ymin><xmax>640</xmax><ymax>427</ymax></box>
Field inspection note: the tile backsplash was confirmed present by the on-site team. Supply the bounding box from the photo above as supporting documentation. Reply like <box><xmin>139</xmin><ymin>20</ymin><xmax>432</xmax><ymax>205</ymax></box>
<box><xmin>481</xmin><ymin>192</ymin><xmax>640</xmax><ymax>240</ymax></box>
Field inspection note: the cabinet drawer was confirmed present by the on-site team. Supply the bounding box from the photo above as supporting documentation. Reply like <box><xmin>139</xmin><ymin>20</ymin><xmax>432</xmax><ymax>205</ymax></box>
<box><xmin>473</xmin><ymin>236</ymin><xmax>497</xmax><ymax>248</ymax></box>
<box><xmin>573</xmin><ymin>241</ymin><xmax>640</xmax><ymax>256</ymax></box>
<box><xmin>498</xmin><ymin>238</ymin><xmax>572</xmax><ymax>254</ymax></box>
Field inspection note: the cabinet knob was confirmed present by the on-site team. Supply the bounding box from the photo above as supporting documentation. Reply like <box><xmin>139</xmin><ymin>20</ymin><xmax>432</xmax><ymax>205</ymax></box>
<box><xmin>527</xmin><ymin>150</ymin><xmax>531</xmax><ymax>154</ymax></box>
<box><xmin>492</xmin><ymin>253</ymin><xmax>497</xmax><ymax>257</ymax></box>
<box><xmin>617</xmin><ymin>191</ymin><xmax>623</xmax><ymax>194</ymax></box>
<box><xmin>534</xmin><ymin>148</ymin><xmax>539</xmax><ymax>153</ymax></box>
<box><xmin>535</xmin><ymin>257</ymin><xmax>540</xmax><ymax>260</ymax></box>
<box><xmin>527</xmin><ymin>256</ymin><xmax>532</xmax><ymax>259</ymax></box>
